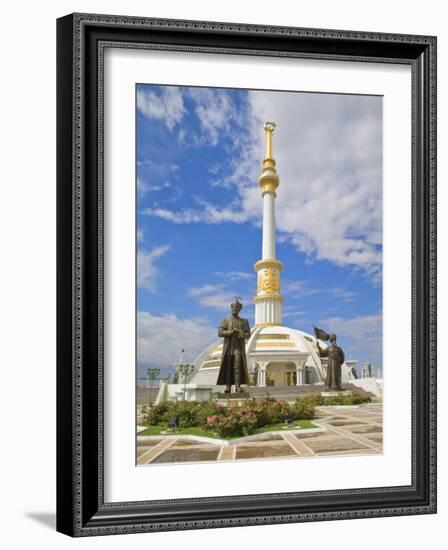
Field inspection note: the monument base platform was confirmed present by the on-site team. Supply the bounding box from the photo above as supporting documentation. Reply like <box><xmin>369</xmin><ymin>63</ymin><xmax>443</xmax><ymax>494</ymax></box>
<box><xmin>216</xmin><ymin>392</ymin><xmax>250</xmax><ymax>398</ymax></box>
<box><xmin>320</xmin><ymin>390</ymin><xmax>353</xmax><ymax>397</ymax></box>
<box><xmin>216</xmin><ymin>392</ymin><xmax>251</xmax><ymax>406</ymax></box>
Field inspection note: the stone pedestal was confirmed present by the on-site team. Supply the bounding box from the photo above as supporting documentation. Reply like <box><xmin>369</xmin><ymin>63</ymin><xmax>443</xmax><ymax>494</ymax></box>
<box><xmin>216</xmin><ymin>392</ymin><xmax>250</xmax><ymax>398</ymax></box>
<box><xmin>320</xmin><ymin>390</ymin><xmax>352</xmax><ymax>398</ymax></box>
<box><xmin>216</xmin><ymin>393</ymin><xmax>251</xmax><ymax>407</ymax></box>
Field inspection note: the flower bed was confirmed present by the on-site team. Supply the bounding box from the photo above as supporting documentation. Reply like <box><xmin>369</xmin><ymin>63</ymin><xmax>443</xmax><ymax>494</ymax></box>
<box><xmin>144</xmin><ymin>397</ymin><xmax>318</xmax><ymax>438</ymax></box>
<box><xmin>143</xmin><ymin>393</ymin><xmax>370</xmax><ymax>438</ymax></box>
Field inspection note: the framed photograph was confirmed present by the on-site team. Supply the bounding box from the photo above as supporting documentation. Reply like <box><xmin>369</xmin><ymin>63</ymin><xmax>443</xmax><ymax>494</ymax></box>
<box><xmin>56</xmin><ymin>13</ymin><xmax>437</xmax><ymax>536</ymax></box>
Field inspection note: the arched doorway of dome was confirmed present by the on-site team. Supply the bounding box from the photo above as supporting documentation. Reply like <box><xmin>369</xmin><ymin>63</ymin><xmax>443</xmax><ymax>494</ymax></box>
<box><xmin>265</xmin><ymin>362</ymin><xmax>299</xmax><ymax>386</ymax></box>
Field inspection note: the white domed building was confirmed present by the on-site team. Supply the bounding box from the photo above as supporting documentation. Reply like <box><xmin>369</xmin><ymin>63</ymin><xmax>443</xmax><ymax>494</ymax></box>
<box><xmin>191</xmin><ymin>324</ymin><xmax>331</xmax><ymax>387</ymax></box>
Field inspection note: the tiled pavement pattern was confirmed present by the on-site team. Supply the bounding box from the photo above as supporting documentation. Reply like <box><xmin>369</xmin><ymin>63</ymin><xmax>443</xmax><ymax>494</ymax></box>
<box><xmin>137</xmin><ymin>402</ymin><xmax>382</xmax><ymax>465</ymax></box>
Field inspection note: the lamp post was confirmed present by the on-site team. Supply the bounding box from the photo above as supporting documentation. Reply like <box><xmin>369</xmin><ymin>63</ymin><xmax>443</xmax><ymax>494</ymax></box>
<box><xmin>177</xmin><ymin>363</ymin><xmax>195</xmax><ymax>401</ymax></box>
<box><xmin>146</xmin><ymin>368</ymin><xmax>160</xmax><ymax>406</ymax></box>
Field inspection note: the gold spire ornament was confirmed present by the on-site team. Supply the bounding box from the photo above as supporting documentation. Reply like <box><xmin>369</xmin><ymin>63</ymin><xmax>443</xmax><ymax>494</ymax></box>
<box><xmin>264</xmin><ymin>121</ymin><xmax>276</xmax><ymax>159</ymax></box>
<box><xmin>253</xmin><ymin>122</ymin><xmax>284</xmax><ymax>326</ymax></box>
<box><xmin>259</xmin><ymin>121</ymin><xmax>280</xmax><ymax>195</ymax></box>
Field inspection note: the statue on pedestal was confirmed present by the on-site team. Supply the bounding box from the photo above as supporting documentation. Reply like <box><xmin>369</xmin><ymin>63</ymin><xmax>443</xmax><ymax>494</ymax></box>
<box><xmin>252</xmin><ymin>364</ymin><xmax>259</xmax><ymax>386</ymax></box>
<box><xmin>314</xmin><ymin>327</ymin><xmax>345</xmax><ymax>391</ymax></box>
<box><xmin>217</xmin><ymin>298</ymin><xmax>251</xmax><ymax>393</ymax></box>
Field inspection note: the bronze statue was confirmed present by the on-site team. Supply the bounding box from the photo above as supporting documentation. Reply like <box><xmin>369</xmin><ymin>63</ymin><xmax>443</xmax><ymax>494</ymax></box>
<box><xmin>217</xmin><ymin>298</ymin><xmax>251</xmax><ymax>393</ymax></box>
<box><xmin>252</xmin><ymin>364</ymin><xmax>259</xmax><ymax>386</ymax></box>
<box><xmin>314</xmin><ymin>327</ymin><xmax>345</xmax><ymax>391</ymax></box>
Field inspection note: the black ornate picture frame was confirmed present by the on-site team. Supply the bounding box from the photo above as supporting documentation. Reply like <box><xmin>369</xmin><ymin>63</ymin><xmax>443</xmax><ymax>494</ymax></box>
<box><xmin>56</xmin><ymin>13</ymin><xmax>437</xmax><ymax>537</ymax></box>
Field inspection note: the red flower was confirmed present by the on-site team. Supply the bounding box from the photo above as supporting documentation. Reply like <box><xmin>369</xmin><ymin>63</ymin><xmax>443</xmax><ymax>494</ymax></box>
<box><xmin>207</xmin><ymin>415</ymin><xmax>219</xmax><ymax>426</ymax></box>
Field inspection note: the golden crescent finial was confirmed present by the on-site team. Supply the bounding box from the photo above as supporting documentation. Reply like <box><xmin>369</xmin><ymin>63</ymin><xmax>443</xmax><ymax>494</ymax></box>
<box><xmin>263</xmin><ymin>121</ymin><xmax>277</xmax><ymax>133</ymax></box>
<box><xmin>263</xmin><ymin>121</ymin><xmax>276</xmax><ymax>159</ymax></box>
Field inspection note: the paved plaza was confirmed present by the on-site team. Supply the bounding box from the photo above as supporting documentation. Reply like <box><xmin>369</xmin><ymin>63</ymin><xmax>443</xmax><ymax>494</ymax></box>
<box><xmin>137</xmin><ymin>402</ymin><xmax>382</xmax><ymax>465</ymax></box>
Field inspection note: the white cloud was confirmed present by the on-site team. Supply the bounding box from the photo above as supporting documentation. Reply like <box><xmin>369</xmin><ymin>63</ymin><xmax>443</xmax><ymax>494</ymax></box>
<box><xmin>137</xmin><ymin>159</ymin><xmax>153</xmax><ymax>167</ymax></box>
<box><xmin>283</xmin><ymin>280</ymin><xmax>318</xmax><ymax>298</ymax></box>
<box><xmin>137</xmin><ymin>311</ymin><xmax>216</xmax><ymax>368</ymax></box>
<box><xmin>188</xmin><ymin>284</ymin><xmax>222</xmax><ymax>298</ymax></box>
<box><xmin>209</xmin><ymin>163</ymin><xmax>221</xmax><ymax>175</ymax></box>
<box><xmin>141</xmin><ymin>181</ymin><xmax>171</xmax><ymax>193</ymax></box>
<box><xmin>137</xmin><ymin>87</ymin><xmax>185</xmax><ymax>129</ymax></box>
<box><xmin>137</xmin><ymin>228</ymin><xmax>144</xmax><ymax>242</ymax></box>
<box><xmin>137</xmin><ymin>176</ymin><xmax>147</xmax><ymax>193</ymax></box>
<box><xmin>214</xmin><ymin>271</ymin><xmax>254</xmax><ymax>282</ymax></box>
<box><xmin>187</xmin><ymin>284</ymin><xmax>234</xmax><ymax>311</ymax></box>
<box><xmin>144</xmin><ymin>90</ymin><xmax>382</xmax><ymax>280</ymax></box>
<box><xmin>245</xmin><ymin>91</ymin><xmax>383</xmax><ymax>278</ymax></box>
<box><xmin>139</xmin><ymin>87</ymin><xmax>382</xmax><ymax>280</ymax></box>
<box><xmin>282</xmin><ymin>305</ymin><xmax>306</xmax><ymax>320</ymax></box>
<box><xmin>188</xmin><ymin>283</ymin><xmax>252</xmax><ymax>312</ymax></box>
<box><xmin>138</xmin><ymin>85</ymin><xmax>244</xmax><ymax>147</ymax></box>
<box><xmin>143</xmin><ymin>200</ymin><xmax>249</xmax><ymax>224</ymax></box>
<box><xmin>137</xmin><ymin>244</ymin><xmax>170</xmax><ymax>292</ymax></box>
<box><xmin>328</xmin><ymin>287</ymin><xmax>357</xmax><ymax>301</ymax></box>
<box><xmin>137</xmin><ymin>162</ymin><xmax>178</xmax><ymax>196</ymax></box>
<box><xmin>143</xmin><ymin>207</ymin><xmax>201</xmax><ymax>224</ymax></box>
<box><xmin>283</xmin><ymin>280</ymin><xmax>356</xmax><ymax>301</ymax></box>
<box><xmin>187</xmin><ymin>88</ymin><xmax>241</xmax><ymax>146</ymax></box>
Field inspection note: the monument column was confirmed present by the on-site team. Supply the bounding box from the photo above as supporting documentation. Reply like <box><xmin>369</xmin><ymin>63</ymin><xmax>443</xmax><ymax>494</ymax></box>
<box><xmin>253</xmin><ymin>122</ymin><xmax>284</xmax><ymax>327</ymax></box>
<box><xmin>295</xmin><ymin>358</ymin><xmax>308</xmax><ymax>385</ymax></box>
<box><xmin>296</xmin><ymin>363</ymin><xmax>301</xmax><ymax>386</ymax></box>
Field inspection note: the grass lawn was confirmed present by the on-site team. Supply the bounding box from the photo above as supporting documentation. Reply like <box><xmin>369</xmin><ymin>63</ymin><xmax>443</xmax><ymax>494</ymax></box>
<box><xmin>138</xmin><ymin>419</ymin><xmax>316</xmax><ymax>439</ymax></box>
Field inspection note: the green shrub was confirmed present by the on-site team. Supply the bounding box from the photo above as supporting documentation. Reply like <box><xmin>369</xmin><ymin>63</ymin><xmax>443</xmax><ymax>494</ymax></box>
<box><xmin>158</xmin><ymin>401</ymin><xmax>199</xmax><ymax>427</ymax></box>
<box><xmin>278</xmin><ymin>401</ymin><xmax>293</xmax><ymax>421</ymax></box>
<box><xmin>307</xmin><ymin>393</ymin><xmax>325</xmax><ymax>406</ymax></box>
<box><xmin>255</xmin><ymin>398</ymin><xmax>286</xmax><ymax>424</ymax></box>
<box><xmin>215</xmin><ymin>414</ymin><xmax>244</xmax><ymax>438</ymax></box>
<box><xmin>239</xmin><ymin>412</ymin><xmax>259</xmax><ymax>435</ymax></box>
<box><xmin>350</xmin><ymin>392</ymin><xmax>371</xmax><ymax>405</ymax></box>
<box><xmin>239</xmin><ymin>400</ymin><xmax>269</xmax><ymax>427</ymax></box>
<box><xmin>292</xmin><ymin>396</ymin><xmax>316</xmax><ymax>420</ymax></box>
<box><xmin>196</xmin><ymin>401</ymin><xmax>227</xmax><ymax>426</ymax></box>
<box><xmin>320</xmin><ymin>392</ymin><xmax>371</xmax><ymax>406</ymax></box>
<box><xmin>145</xmin><ymin>403</ymin><xmax>168</xmax><ymax>425</ymax></box>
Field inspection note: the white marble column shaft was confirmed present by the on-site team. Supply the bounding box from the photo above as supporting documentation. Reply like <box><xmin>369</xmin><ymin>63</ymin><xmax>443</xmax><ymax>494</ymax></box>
<box><xmin>262</xmin><ymin>190</ymin><xmax>276</xmax><ymax>260</ymax></box>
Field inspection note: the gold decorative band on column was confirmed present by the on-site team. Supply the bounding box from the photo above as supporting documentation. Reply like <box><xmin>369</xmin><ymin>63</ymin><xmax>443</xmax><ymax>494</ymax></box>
<box><xmin>253</xmin><ymin>295</ymin><xmax>284</xmax><ymax>304</ymax></box>
<box><xmin>254</xmin><ymin>259</ymin><xmax>283</xmax><ymax>271</ymax></box>
<box><xmin>257</xmin><ymin>267</ymin><xmax>280</xmax><ymax>293</ymax></box>
<box><xmin>259</xmin><ymin>122</ymin><xmax>279</xmax><ymax>194</ymax></box>
<box><xmin>259</xmin><ymin>169</ymin><xmax>279</xmax><ymax>194</ymax></box>
<box><xmin>254</xmin><ymin>322</ymin><xmax>284</xmax><ymax>327</ymax></box>
<box><xmin>254</xmin><ymin>259</ymin><xmax>283</xmax><ymax>302</ymax></box>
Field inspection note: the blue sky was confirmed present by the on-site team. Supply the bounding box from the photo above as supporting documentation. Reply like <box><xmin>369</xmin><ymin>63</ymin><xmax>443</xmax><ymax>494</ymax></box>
<box><xmin>136</xmin><ymin>84</ymin><xmax>383</xmax><ymax>380</ymax></box>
